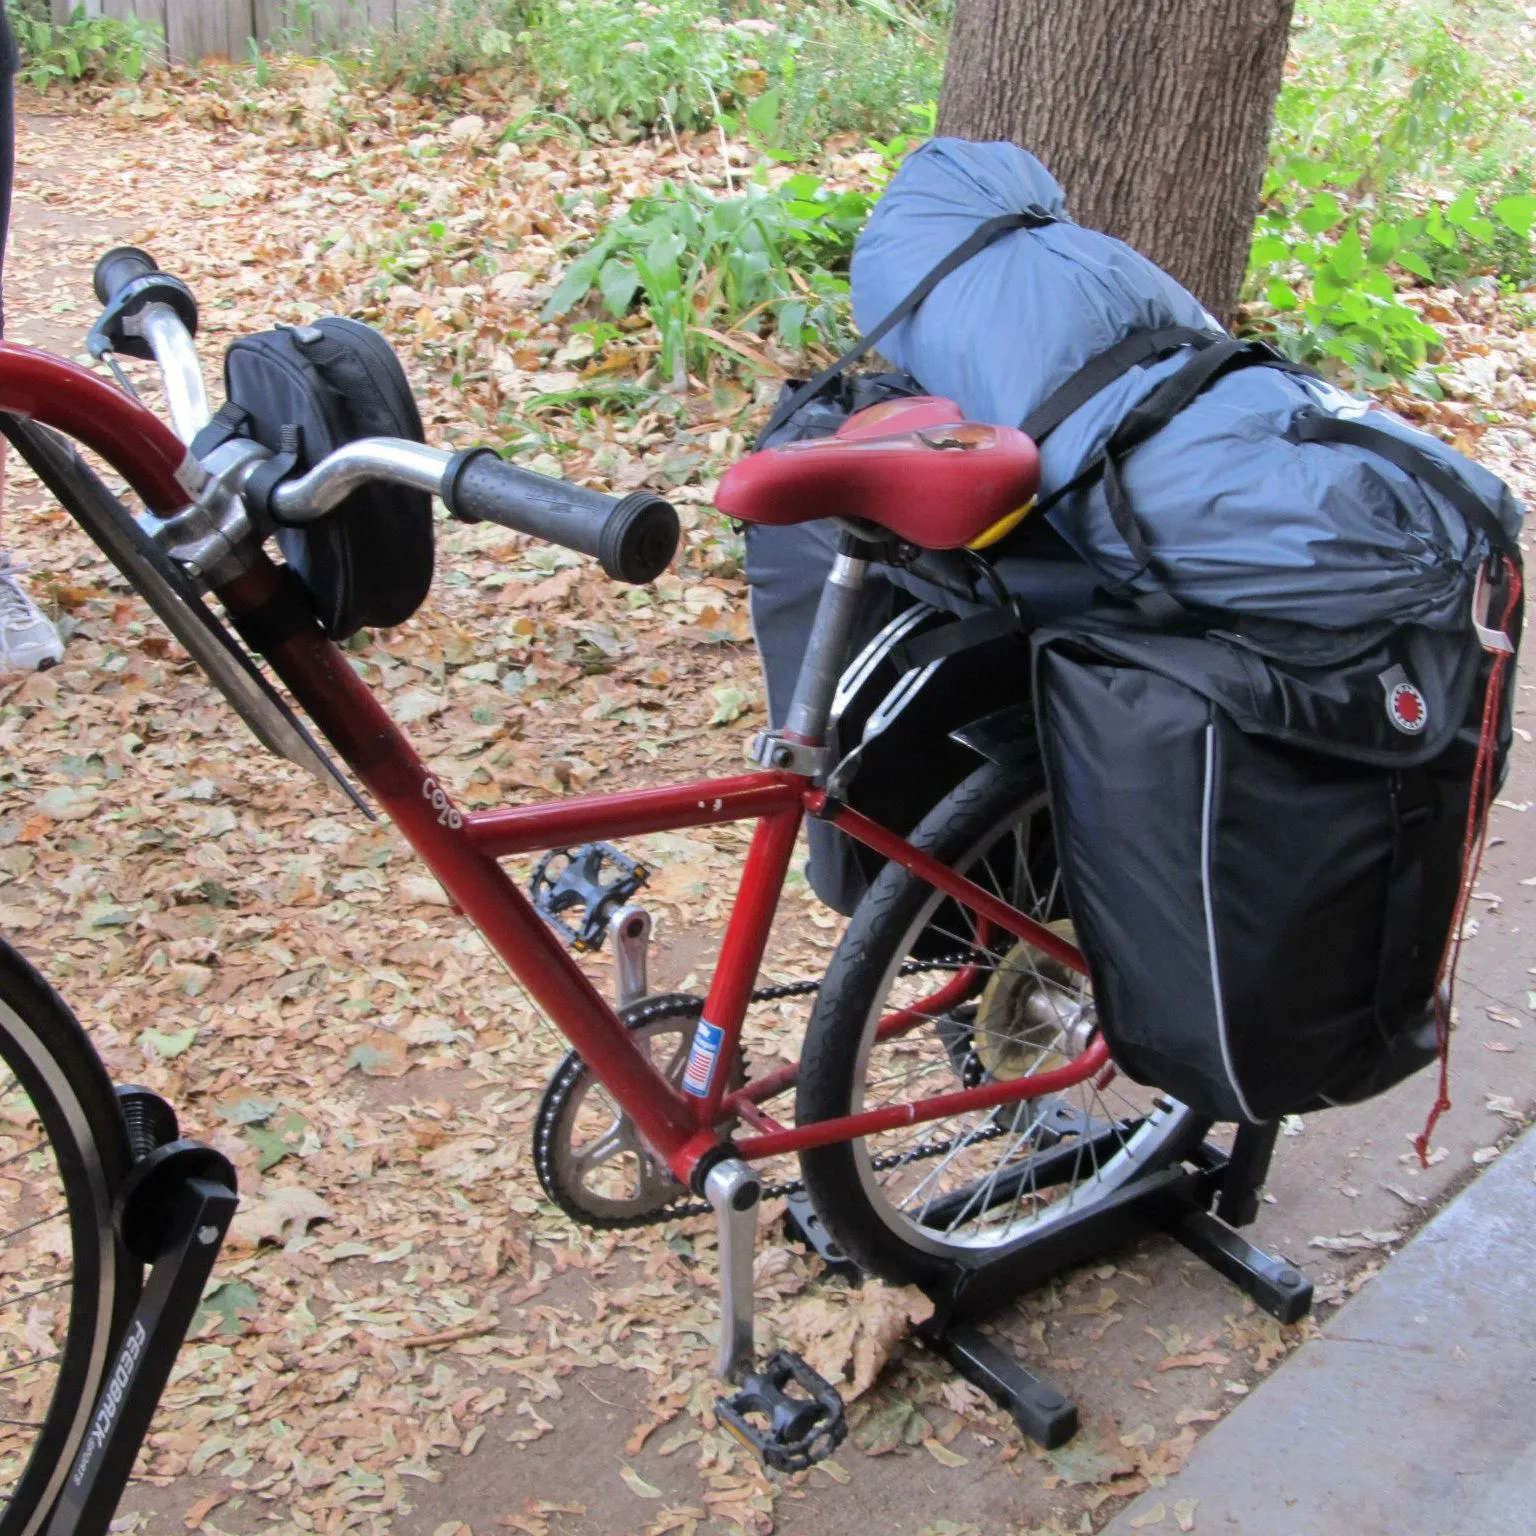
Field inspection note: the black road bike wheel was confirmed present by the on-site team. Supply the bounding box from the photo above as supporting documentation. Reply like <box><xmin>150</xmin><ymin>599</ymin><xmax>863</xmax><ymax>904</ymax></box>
<box><xmin>797</xmin><ymin>757</ymin><xmax>1212</xmax><ymax>1286</ymax></box>
<box><xmin>0</xmin><ymin>939</ymin><xmax>136</xmax><ymax>1535</ymax></box>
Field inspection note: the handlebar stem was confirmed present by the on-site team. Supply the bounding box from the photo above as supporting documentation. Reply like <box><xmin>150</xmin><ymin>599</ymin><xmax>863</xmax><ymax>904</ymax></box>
<box><xmin>141</xmin><ymin>437</ymin><xmax>268</xmax><ymax>587</ymax></box>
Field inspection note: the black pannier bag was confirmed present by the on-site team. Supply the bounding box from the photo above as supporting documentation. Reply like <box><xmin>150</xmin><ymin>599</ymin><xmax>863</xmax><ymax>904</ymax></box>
<box><xmin>743</xmin><ymin>137</ymin><xmax>1526</xmax><ymax>1124</ymax></box>
<box><xmin>205</xmin><ymin>318</ymin><xmax>433</xmax><ymax>639</ymax></box>
<box><xmin>1033</xmin><ymin>605</ymin><xmax>1522</xmax><ymax>1125</ymax></box>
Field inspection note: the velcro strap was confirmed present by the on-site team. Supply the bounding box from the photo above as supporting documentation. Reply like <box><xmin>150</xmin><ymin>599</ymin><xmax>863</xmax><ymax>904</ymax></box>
<box><xmin>889</xmin><ymin>606</ymin><xmax>1023</xmax><ymax>674</ymax></box>
<box><xmin>188</xmin><ymin>399</ymin><xmax>254</xmax><ymax>460</ymax></box>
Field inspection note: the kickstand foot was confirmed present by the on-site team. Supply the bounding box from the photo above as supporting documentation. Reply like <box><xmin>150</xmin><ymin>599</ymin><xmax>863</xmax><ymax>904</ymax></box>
<box><xmin>920</xmin><ymin>1321</ymin><xmax>1078</xmax><ymax>1449</ymax></box>
<box><xmin>1164</xmin><ymin>1207</ymin><xmax>1313</xmax><ymax>1324</ymax></box>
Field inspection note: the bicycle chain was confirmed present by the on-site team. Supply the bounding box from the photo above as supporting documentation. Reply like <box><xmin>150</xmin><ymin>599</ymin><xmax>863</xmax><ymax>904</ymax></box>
<box><xmin>532</xmin><ymin>958</ymin><xmax>981</xmax><ymax>1229</ymax></box>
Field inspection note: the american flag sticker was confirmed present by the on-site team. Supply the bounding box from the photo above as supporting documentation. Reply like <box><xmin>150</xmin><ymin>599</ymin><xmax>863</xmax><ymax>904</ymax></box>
<box><xmin>682</xmin><ymin>1020</ymin><xmax>725</xmax><ymax>1097</ymax></box>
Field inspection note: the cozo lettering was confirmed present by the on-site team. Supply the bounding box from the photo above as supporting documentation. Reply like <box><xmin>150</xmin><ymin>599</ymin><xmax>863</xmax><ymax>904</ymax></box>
<box><xmin>421</xmin><ymin>777</ymin><xmax>463</xmax><ymax>830</ymax></box>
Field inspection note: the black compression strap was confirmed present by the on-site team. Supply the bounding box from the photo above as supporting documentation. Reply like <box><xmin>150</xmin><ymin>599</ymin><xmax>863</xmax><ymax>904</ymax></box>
<box><xmin>1018</xmin><ymin>325</ymin><xmax>1214</xmax><ymax>445</ymax></box>
<box><xmin>888</xmin><ymin>606</ymin><xmax>1024</xmax><ymax>674</ymax></box>
<box><xmin>756</xmin><ymin>208</ymin><xmax>1057</xmax><ymax>447</ymax></box>
<box><xmin>1042</xmin><ymin>339</ymin><xmax>1315</xmax><ymax>617</ymax></box>
<box><xmin>1287</xmin><ymin>410</ymin><xmax>1520</xmax><ymax>564</ymax></box>
<box><xmin>1106</xmin><ymin>339</ymin><xmax>1314</xmax><ymax>460</ymax></box>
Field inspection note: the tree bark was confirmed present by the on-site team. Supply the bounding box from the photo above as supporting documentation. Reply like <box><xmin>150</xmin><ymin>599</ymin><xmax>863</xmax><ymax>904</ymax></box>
<box><xmin>938</xmin><ymin>0</ymin><xmax>1295</xmax><ymax>324</ymax></box>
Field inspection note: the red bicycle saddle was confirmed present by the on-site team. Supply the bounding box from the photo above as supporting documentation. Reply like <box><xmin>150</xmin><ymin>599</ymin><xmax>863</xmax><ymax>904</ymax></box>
<box><xmin>715</xmin><ymin>397</ymin><xmax>1041</xmax><ymax>550</ymax></box>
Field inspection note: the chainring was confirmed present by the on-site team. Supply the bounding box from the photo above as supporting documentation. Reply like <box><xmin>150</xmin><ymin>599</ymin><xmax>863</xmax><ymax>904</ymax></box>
<box><xmin>532</xmin><ymin>993</ymin><xmax>747</xmax><ymax>1229</ymax></box>
<box><xmin>530</xmin><ymin>961</ymin><xmax>982</xmax><ymax>1231</ymax></box>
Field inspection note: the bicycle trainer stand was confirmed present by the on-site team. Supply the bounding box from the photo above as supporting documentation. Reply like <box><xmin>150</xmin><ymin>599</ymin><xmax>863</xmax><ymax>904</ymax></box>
<box><xmin>46</xmin><ymin>1089</ymin><xmax>239</xmax><ymax>1536</ymax></box>
<box><xmin>533</xmin><ymin>849</ymin><xmax>1310</xmax><ymax>1463</ymax></box>
<box><xmin>785</xmin><ymin>1119</ymin><xmax>1311</xmax><ymax>1451</ymax></box>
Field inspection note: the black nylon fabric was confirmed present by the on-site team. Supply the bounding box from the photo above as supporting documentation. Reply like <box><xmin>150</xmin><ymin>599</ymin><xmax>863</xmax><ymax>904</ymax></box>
<box><xmin>755</xmin><ymin>370</ymin><xmax>924</xmax><ymax>450</ymax></box>
<box><xmin>223</xmin><ymin>318</ymin><xmax>432</xmax><ymax>638</ymax></box>
<box><xmin>1035</xmin><ymin>618</ymin><xmax>1487</xmax><ymax>767</ymax></box>
<box><xmin>1033</xmin><ymin>629</ymin><xmax>1492</xmax><ymax>1122</ymax></box>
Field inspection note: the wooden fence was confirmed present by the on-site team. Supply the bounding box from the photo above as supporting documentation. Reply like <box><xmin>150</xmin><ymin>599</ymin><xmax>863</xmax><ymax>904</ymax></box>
<box><xmin>51</xmin><ymin>0</ymin><xmax>428</xmax><ymax>64</ymax></box>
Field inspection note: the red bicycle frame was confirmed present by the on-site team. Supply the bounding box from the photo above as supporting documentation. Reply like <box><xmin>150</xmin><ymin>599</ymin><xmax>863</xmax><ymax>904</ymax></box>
<box><xmin>1</xmin><ymin>342</ymin><xmax>1108</xmax><ymax>1194</ymax></box>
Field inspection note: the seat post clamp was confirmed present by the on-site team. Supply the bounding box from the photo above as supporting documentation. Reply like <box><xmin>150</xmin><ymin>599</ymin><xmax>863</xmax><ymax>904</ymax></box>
<box><xmin>750</xmin><ymin>731</ymin><xmax>830</xmax><ymax>778</ymax></box>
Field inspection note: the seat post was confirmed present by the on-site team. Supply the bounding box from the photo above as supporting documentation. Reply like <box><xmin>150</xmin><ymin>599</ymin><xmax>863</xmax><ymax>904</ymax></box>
<box><xmin>782</xmin><ymin>537</ymin><xmax>869</xmax><ymax>748</ymax></box>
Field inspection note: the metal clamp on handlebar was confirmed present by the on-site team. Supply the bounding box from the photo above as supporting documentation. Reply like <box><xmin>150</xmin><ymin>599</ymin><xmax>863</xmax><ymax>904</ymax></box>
<box><xmin>87</xmin><ymin>247</ymin><xmax>199</xmax><ymax>363</ymax></box>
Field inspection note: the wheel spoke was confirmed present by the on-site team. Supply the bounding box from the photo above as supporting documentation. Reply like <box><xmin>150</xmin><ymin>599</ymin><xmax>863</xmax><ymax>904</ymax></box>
<box><xmin>0</xmin><ymin>1206</ymin><xmax>66</xmax><ymax>1243</ymax></box>
<box><xmin>0</xmin><ymin>1352</ymin><xmax>60</xmax><ymax>1383</ymax></box>
<box><xmin>1</xmin><ymin>1275</ymin><xmax>71</xmax><ymax>1307</ymax></box>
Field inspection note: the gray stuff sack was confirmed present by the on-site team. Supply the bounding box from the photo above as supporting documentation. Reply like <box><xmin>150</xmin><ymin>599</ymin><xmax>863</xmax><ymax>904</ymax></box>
<box><xmin>850</xmin><ymin>138</ymin><xmax>1523</xmax><ymax>631</ymax></box>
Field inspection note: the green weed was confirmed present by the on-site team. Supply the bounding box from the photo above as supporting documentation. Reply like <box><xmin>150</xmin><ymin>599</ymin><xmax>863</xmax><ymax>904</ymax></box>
<box><xmin>1244</xmin><ymin>0</ymin><xmax>1536</xmax><ymax>388</ymax></box>
<box><xmin>7</xmin><ymin>1</ymin><xmax>162</xmax><ymax>90</ymax></box>
<box><xmin>545</xmin><ymin>173</ymin><xmax>871</xmax><ymax>388</ymax></box>
<box><xmin>347</xmin><ymin>0</ymin><xmax>525</xmax><ymax>89</ymax></box>
<box><xmin>524</xmin><ymin>0</ymin><xmax>940</xmax><ymax>150</ymax></box>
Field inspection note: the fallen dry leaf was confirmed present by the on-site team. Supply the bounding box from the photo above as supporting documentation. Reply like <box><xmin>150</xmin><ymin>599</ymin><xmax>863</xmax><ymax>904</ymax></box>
<box><xmin>226</xmin><ymin>1186</ymin><xmax>333</xmax><ymax>1250</ymax></box>
<box><xmin>778</xmin><ymin>1279</ymin><xmax>934</xmax><ymax>1399</ymax></box>
<box><xmin>1156</xmin><ymin>1350</ymin><xmax>1230</xmax><ymax>1372</ymax></box>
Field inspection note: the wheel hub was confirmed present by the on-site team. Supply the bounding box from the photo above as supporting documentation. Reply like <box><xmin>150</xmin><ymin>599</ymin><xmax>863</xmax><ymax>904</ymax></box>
<box><xmin>971</xmin><ymin>919</ymin><xmax>1092</xmax><ymax>1079</ymax></box>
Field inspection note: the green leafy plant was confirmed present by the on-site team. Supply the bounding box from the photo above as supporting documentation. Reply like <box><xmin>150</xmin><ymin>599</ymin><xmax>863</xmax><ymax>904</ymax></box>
<box><xmin>545</xmin><ymin>173</ymin><xmax>872</xmax><ymax>388</ymax></box>
<box><xmin>524</xmin><ymin>0</ymin><xmax>941</xmax><ymax>150</ymax></box>
<box><xmin>1244</xmin><ymin>0</ymin><xmax>1536</xmax><ymax>388</ymax></box>
<box><xmin>8</xmin><ymin>2</ymin><xmax>162</xmax><ymax>90</ymax></box>
<box><xmin>350</xmin><ymin>0</ymin><xmax>526</xmax><ymax>89</ymax></box>
<box><xmin>525</xmin><ymin>0</ymin><xmax>781</xmax><ymax>134</ymax></box>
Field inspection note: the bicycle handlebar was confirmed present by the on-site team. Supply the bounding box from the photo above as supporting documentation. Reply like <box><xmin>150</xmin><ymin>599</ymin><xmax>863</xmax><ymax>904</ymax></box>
<box><xmin>442</xmin><ymin>448</ymin><xmax>679</xmax><ymax>585</ymax></box>
<box><xmin>93</xmin><ymin>246</ymin><xmax>162</xmax><ymax>305</ymax></box>
<box><xmin>264</xmin><ymin>440</ymin><xmax>679</xmax><ymax>586</ymax></box>
<box><xmin>89</xmin><ymin>248</ymin><xmax>678</xmax><ymax>585</ymax></box>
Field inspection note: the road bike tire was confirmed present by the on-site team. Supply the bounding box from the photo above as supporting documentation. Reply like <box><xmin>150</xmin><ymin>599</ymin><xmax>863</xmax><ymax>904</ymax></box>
<box><xmin>796</xmin><ymin>755</ymin><xmax>1212</xmax><ymax>1287</ymax></box>
<box><xmin>0</xmin><ymin>938</ymin><xmax>137</xmax><ymax>1536</ymax></box>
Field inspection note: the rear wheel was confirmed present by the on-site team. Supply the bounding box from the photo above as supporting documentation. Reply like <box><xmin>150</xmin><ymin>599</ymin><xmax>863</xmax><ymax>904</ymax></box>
<box><xmin>0</xmin><ymin>939</ymin><xmax>135</xmax><ymax>1535</ymax></box>
<box><xmin>797</xmin><ymin>756</ymin><xmax>1211</xmax><ymax>1286</ymax></box>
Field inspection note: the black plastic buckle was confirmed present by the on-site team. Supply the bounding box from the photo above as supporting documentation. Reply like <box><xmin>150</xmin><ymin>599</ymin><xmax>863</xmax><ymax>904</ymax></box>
<box><xmin>716</xmin><ymin>1350</ymin><xmax>848</xmax><ymax>1473</ymax></box>
<box><xmin>529</xmin><ymin>842</ymin><xmax>648</xmax><ymax>951</ymax></box>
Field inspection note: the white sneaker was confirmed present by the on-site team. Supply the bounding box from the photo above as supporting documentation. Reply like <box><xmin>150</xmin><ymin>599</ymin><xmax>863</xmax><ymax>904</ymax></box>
<box><xmin>0</xmin><ymin>560</ymin><xmax>64</xmax><ymax>673</ymax></box>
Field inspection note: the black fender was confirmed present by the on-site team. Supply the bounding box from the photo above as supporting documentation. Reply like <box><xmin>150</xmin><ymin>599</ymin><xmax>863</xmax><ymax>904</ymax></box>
<box><xmin>948</xmin><ymin>702</ymin><xmax>1040</xmax><ymax>769</ymax></box>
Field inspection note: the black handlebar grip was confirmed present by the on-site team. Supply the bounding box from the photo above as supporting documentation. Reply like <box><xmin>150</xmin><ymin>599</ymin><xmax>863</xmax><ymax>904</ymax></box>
<box><xmin>444</xmin><ymin>450</ymin><xmax>679</xmax><ymax>584</ymax></box>
<box><xmin>93</xmin><ymin>247</ymin><xmax>160</xmax><ymax>306</ymax></box>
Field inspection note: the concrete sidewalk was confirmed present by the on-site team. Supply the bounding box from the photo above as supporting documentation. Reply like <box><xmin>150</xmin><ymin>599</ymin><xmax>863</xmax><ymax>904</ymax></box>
<box><xmin>1101</xmin><ymin>1126</ymin><xmax>1536</xmax><ymax>1536</ymax></box>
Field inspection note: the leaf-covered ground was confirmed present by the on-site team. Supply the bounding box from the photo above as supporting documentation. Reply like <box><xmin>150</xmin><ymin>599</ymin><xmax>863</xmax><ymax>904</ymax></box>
<box><xmin>0</xmin><ymin>66</ymin><xmax>1533</xmax><ymax>1536</ymax></box>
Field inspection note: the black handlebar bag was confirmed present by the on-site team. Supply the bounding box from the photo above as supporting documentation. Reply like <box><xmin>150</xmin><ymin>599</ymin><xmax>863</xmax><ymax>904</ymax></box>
<box><xmin>214</xmin><ymin>318</ymin><xmax>433</xmax><ymax>639</ymax></box>
<box><xmin>1034</xmin><ymin>607</ymin><xmax>1520</xmax><ymax>1124</ymax></box>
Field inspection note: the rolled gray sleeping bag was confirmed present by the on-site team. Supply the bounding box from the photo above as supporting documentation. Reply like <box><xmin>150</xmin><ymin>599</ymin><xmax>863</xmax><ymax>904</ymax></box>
<box><xmin>851</xmin><ymin>138</ymin><xmax>1523</xmax><ymax>630</ymax></box>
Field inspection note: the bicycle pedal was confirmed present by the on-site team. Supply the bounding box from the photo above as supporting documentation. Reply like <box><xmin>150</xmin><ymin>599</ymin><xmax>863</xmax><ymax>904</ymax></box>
<box><xmin>528</xmin><ymin>843</ymin><xmax>649</xmax><ymax>951</ymax></box>
<box><xmin>715</xmin><ymin>1350</ymin><xmax>847</xmax><ymax>1473</ymax></box>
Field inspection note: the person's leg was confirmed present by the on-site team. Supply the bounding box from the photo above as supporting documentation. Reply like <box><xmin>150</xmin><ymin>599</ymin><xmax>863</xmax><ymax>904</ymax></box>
<box><xmin>0</xmin><ymin>53</ymin><xmax>64</xmax><ymax>672</ymax></box>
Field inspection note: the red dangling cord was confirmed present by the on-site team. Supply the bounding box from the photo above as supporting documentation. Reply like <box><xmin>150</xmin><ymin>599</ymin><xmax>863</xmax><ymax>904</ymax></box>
<box><xmin>1415</xmin><ymin>557</ymin><xmax>1523</xmax><ymax>1166</ymax></box>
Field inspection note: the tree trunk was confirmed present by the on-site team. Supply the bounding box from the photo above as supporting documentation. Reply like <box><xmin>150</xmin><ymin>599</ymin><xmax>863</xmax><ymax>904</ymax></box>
<box><xmin>937</xmin><ymin>0</ymin><xmax>1295</xmax><ymax>324</ymax></box>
